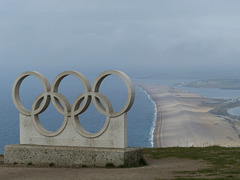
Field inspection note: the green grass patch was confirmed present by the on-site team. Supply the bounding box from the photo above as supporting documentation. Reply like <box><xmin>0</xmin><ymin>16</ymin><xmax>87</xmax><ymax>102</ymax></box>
<box><xmin>172</xmin><ymin>178</ymin><xmax>230</xmax><ymax>180</ymax></box>
<box><xmin>105</xmin><ymin>163</ymin><xmax>115</xmax><ymax>168</ymax></box>
<box><xmin>139</xmin><ymin>157</ymin><xmax>148</xmax><ymax>166</ymax></box>
<box><xmin>144</xmin><ymin>146</ymin><xmax>240</xmax><ymax>178</ymax></box>
<box><xmin>118</xmin><ymin>158</ymin><xmax>148</xmax><ymax>168</ymax></box>
<box><xmin>49</xmin><ymin>163</ymin><xmax>54</xmax><ymax>167</ymax></box>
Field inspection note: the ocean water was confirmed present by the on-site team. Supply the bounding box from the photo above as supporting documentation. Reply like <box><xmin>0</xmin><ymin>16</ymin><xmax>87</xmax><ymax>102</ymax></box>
<box><xmin>138</xmin><ymin>77</ymin><xmax>240</xmax><ymax>120</ymax></box>
<box><xmin>139</xmin><ymin>77</ymin><xmax>240</xmax><ymax>100</ymax></box>
<box><xmin>0</xmin><ymin>75</ymin><xmax>156</xmax><ymax>154</ymax></box>
<box><xmin>227</xmin><ymin>107</ymin><xmax>240</xmax><ymax>116</ymax></box>
<box><xmin>177</xmin><ymin>86</ymin><xmax>240</xmax><ymax>100</ymax></box>
<box><xmin>2</xmin><ymin>75</ymin><xmax>240</xmax><ymax>154</ymax></box>
<box><xmin>144</xmin><ymin>78</ymin><xmax>240</xmax><ymax>118</ymax></box>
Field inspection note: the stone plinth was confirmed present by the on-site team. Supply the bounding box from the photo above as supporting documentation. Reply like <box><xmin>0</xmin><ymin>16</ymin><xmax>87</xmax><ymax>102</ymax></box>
<box><xmin>7</xmin><ymin>70</ymin><xmax>140</xmax><ymax>168</ymax></box>
<box><xmin>4</xmin><ymin>144</ymin><xmax>143</xmax><ymax>167</ymax></box>
<box><xmin>12</xmin><ymin>70</ymin><xmax>135</xmax><ymax>149</ymax></box>
<box><xmin>19</xmin><ymin>113</ymin><xmax>127</xmax><ymax>148</ymax></box>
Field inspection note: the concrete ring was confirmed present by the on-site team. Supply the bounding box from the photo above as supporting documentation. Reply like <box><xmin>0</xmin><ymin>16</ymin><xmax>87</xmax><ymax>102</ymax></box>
<box><xmin>72</xmin><ymin>93</ymin><xmax>113</xmax><ymax>138</ymax></box>
<box><xmin>51</xmin><ymin>71</ymin><xmax>91</xmax><ymax>115</ymax></box>
<box><xmin>50</xmin><ymin>92</ymin><xmax>71</xmax><ymax>116</ymax></box>
<box><xmin>12</xmin><ymin>71</ymin><xmax>51</xmax><ymax>116</ymax></box>
<box><xmin>92</xmin><ymin>70</ymin><xmax>135</xmax><ymax>117</ymax></box>
<box><xmin>71</xmin><ymin>93</ymin><xmax>91</xmax><ymax>116</ymax></box>
<box><xmin>31</xmin><ymin>92</ymin><xmax>51</xmax><ymax>115</ymax></box>
<box><xmin>31</xmin><ymin>92</ymin><xmax>68</xmax><ymax>137</ymax></box>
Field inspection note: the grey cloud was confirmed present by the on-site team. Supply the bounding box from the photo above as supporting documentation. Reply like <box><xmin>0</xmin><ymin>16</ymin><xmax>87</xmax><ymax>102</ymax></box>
<box><xmin>1</xmin><ymin>0</ymin><xmax>240</xmax><ymax>77</ymax></box>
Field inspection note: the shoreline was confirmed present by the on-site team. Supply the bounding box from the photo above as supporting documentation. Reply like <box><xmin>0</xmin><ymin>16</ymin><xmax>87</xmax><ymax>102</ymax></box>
<box><xmin>137</xmin><ymin>83</ymin><xmax>240</xmax><ymax>147</ymax></box>
<box><xmin>137</xmin><ymin>84</ymin><xmax>165</xmax><ymax>147</ymax></box>
<box><xmin>137</xmin><ymin>86</ymin><xmax>157</xmax><ymax>148</ymax></box>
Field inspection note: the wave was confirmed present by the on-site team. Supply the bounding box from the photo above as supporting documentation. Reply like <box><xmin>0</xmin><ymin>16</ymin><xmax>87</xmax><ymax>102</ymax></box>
<box><xmin>136</xmin><ymin>86</ymin><xmax>157</xmax><ymax>148</ymax></box>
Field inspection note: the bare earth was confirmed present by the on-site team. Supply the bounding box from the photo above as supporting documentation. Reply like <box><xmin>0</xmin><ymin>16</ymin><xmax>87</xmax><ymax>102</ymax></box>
<box><xmin>2</xmin><ymin>83</ymin><xmax>240</xmax><ymax>179</ymax></box>
<box><xmin>0</xmin><ymin>156</ymin><xmax>210</xmax><ymax>180</ymax></box>
<box><xmin>138</xmin><ymin>83</ymin><xmax>240</xmax><ymax>147</ymax></box>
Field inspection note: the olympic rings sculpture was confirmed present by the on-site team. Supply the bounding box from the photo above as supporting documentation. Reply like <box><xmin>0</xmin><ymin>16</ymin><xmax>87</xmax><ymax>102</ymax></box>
<box><xmin>12</xmin><ymin>70</ymin><xmax>135</xmax><ymax>138</ymax></box>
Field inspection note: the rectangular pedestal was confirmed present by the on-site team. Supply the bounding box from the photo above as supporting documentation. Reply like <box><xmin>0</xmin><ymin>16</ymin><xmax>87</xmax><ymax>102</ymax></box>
<box><xmin>4</xmin><ymin>144</ymin><xmax>143</xmax><ymax>167</ymax></box>
<box><xmin>19</xmin><ymin>113</ymin><xmax>127</xmax><ymax>148</ymax></box>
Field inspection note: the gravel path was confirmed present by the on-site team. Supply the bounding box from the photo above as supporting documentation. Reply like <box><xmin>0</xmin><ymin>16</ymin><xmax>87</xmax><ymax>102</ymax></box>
<box><xmin>0</xmin><ymin>156</ymin><xmax>210</xmax><ymax>180</ymax></box>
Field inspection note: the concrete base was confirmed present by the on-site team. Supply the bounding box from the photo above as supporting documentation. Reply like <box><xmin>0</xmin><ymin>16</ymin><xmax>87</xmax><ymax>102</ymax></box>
<box><xmin>19</xmin><ymin>113</ymin><xmax>127</xmax><ymax>148</ymax></box>
<box><xmin>4</xmin><ymin>144</ymin><xmax>143</xmax><ymax>167</ymax></box>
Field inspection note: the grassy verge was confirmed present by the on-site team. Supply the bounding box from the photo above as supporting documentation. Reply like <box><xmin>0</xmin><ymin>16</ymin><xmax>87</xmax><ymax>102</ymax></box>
<box><xmin>144</xmin><ymin>146</ymin><xmax>240</xmax><ymax>179</ymax></box>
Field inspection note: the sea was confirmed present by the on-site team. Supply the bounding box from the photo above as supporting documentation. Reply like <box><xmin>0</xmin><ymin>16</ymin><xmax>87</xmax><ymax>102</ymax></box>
<box><xmin>0</xmin><ymin>75</ymin><xmax>156</xmax><ymax>154</ymax></box>
<box><xmin>149</xmin><ymin>78</ymin><xmax>240</xmax><ymax>119</ymax></box>
<box><xmin>1</xmin><ymin>75</ymin><xmax>240</xmax><ymax>154</ymax></box>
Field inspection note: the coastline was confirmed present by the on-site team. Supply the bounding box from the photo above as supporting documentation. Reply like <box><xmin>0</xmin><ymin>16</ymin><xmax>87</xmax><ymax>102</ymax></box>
<box><xmin>137</xmin><ymin>83</ymin><xmax>240</xmax><ymax>147</ymax></box>
<box><xmin>136</xmin><ymin>83</ymin><xmax>166</xmax><ymax>147</ymax></box>
<box><xmin>137</xmin><ymin>86</ymin><xmax>157</xmax><ymax>148</ymax></box>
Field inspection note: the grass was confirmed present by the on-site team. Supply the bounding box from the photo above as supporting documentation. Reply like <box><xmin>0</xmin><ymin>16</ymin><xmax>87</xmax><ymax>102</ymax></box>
<box><xmin>144</xmin><ymin>146</ymin><xmax>240</xmax><ymax>179</ymax></box>
<box><xmin>139</xmin><ymin>157</ymin><xmax>148</xmax><ymax>166</ymax></box>
<box><xmin>27</xmin><ymin>162</ymin><xmax>32</xmax><ymax>166</ymax></box>
<box><xmin>49</xmin><ymin>163</ymin><xmax>54</xmax><ymax>167</ymax></box>
<box><xmin>105</xmin><ymin>163</ymin><xmax>115</xmax><ymax>168</ymax></box>
<box><xmin>2</xmin><ymin>146</ymin><xmax>240</xmax><ymax>179</ymax></box>
<box><xmin>118</xmin><ymin>158</ymin><xmax>148</xmax><ymax>168</ymax></box>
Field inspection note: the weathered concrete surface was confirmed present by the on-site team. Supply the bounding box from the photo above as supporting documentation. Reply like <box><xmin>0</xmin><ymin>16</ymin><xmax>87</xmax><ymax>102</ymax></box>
<box><xmin>4</xmin><ymin>144</ymin><xmax>143</xmax><ymax>167</ymax></box>
<box><xmin>0</xmin><ymin>156</ymin><xmax>211</xmax><ymax>180</ymax></box>
<box><xmin>20</xmin><ymin>113</ymin><xmax>127</xmax><ymax>148</ymax></box>
<box><xmin>12</xmin><ymin>70</ymin><xmax>135</xmax><ymax>149</ymax></box>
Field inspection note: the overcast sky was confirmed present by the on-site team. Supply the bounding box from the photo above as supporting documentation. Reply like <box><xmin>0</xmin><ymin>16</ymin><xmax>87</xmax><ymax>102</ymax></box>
<box><xmin>1</xmin><ymin>0</ymin><xmax>240</xmax><ymax>77</ymax></box>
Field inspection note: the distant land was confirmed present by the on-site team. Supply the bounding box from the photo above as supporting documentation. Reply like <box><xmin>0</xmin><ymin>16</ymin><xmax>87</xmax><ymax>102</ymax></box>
<box><xmin>176</xmin><ymin>79</ymin><xmax>240</xmax><ymax>90</ymax></box>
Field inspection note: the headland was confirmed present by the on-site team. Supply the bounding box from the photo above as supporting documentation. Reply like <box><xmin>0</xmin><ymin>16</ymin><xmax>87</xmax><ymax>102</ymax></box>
<box><xmin>137</xmin><ymin>83</ymin><xmax>240</xmax><ymax>147</ymax></box>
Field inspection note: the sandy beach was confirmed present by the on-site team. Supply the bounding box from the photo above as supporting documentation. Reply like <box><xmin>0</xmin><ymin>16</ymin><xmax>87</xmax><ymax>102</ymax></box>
<box><xmin>138</xmin><ymin>83</ymin><xmax>240</xmax><ymax>147</ymax></box>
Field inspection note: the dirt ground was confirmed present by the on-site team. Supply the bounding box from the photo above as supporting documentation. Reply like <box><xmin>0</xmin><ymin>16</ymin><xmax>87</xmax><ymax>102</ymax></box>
<box><xmin>0</xmin><ymin>156</ymin><xmax>211</xmax><ymax>180</ymax></box>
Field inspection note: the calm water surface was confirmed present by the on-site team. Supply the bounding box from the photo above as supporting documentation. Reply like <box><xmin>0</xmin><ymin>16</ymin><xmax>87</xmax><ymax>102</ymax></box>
<box><xmin>227</xmin><ymin>107</ymin><xmax>240</xmax><ymax>116</ymax></box>
<box><xmin>0</xmin><ymin>76</ymin><xmax>156</xmax><ymax>154</ymax></box>
<box><xmin>2</xmin><ymin>76</ymin><xmax>240</xmax><ymax>154</ymax></box>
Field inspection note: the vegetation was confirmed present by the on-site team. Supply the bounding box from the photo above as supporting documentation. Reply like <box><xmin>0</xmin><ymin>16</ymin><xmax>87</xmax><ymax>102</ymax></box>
<box><xmin>210</xmin><ymin>100</ymin><xmax>240</xmax><ymax>120</ymax></box>
<box><xmin>3</xmin><ymin>147</ymin><xmax>240</xmax><ymax>179</ymax></box>
<box><xmin>49</xmin><ymin>163</ymin><xmax>54</xmax><ymax>167</ymax></box>
<box><xmin>105</xmin><ymin>163</ymin><xmax>115</xmax><ymax>168</ymax></box>
<box><xmin>118</xmin><ymin>158</ymin><xmax>148</xmax><ymax>168</ymax></box>
<box><xmin>145</xmin><ymin>146</ymin><xmax>240</xmax><ymax>179</ymax></box>
<box><xmin>178</xmin><ymin>79</ymin><xmax>240</xmax><ymax>90</ymax></box>
<box><xmin>139</xmin><ymin>157</ymin><xmax>148</xmax><ymax>166</ymax></box>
